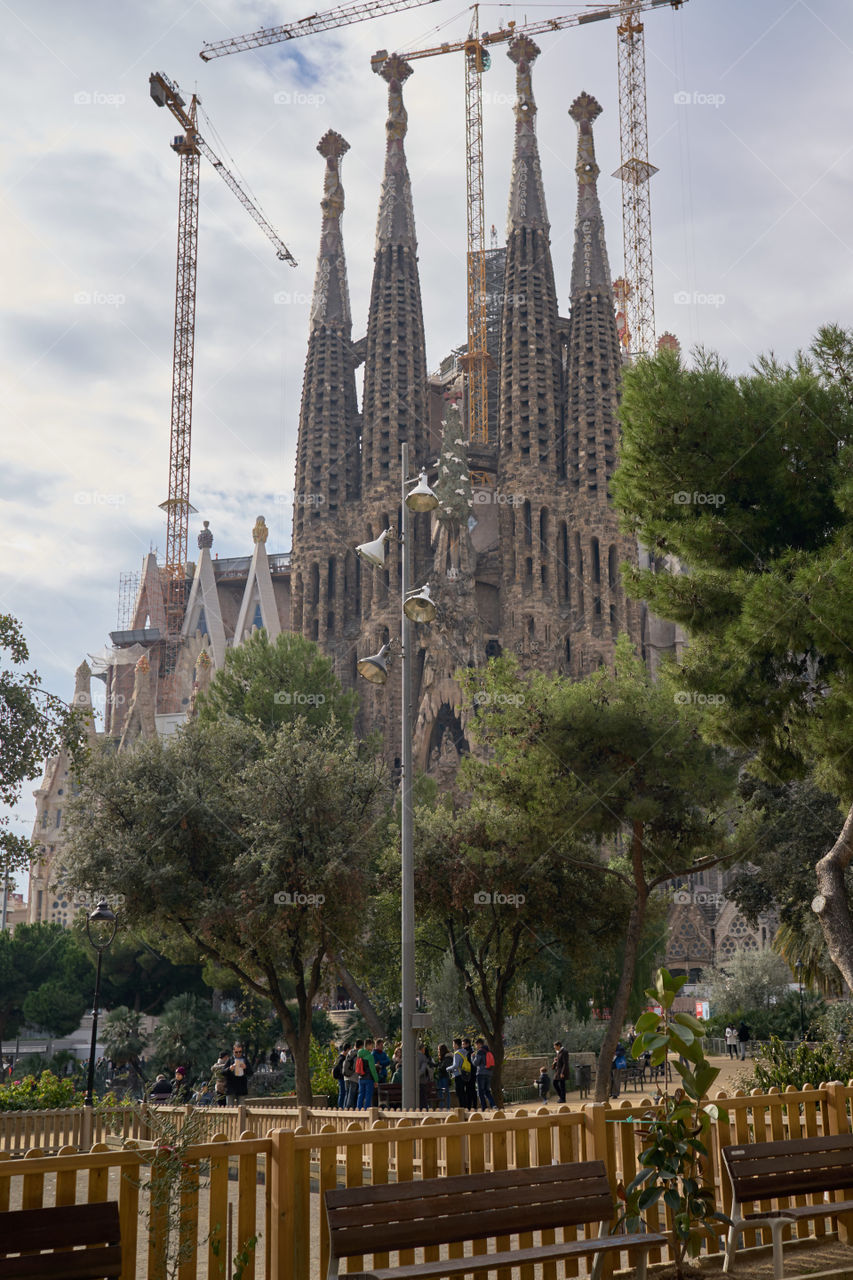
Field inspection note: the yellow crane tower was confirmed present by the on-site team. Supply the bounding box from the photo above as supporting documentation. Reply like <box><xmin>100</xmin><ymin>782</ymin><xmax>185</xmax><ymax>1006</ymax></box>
<box><xmin>149</xmin><ymin>71</ymin><xmax>296</xmax><ymax>711</ymax></box>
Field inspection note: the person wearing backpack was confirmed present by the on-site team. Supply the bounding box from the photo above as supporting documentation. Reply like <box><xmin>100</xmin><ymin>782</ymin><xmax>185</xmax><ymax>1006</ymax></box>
<box><xmin>332</xmin><ymin>1043</ymin><xmax>349</xmax><ymax>1108</ymax></box>
<box><xmin>343</xmin><ymin>1041</ymin><xmax>360</xmax><ymax>1109</ymax></box>
<box><xmin>473</xmin><ymin>1037</ymin><xmax>497</xmax><ymax>1109</ymax></box>
<box><xmin>355</xmin><ymin>1037</ymin><xmax>379</xmax><ymax>1109</ymax></box>
<box><xmin>551</xmin><ymin>1041</ymin><xmax>569</xmax><ymax>1104</ymax></box>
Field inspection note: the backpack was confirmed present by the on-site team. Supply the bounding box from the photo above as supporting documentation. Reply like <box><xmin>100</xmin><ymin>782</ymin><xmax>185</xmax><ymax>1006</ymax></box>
<box><xmin>332</xmin><ymin>1057</ymin><xmax>344</xmax><ymax>1081</ymax></box>
<box><xmin>485</xmin><ymin>1050</ymin><xmax>495</xmax><ymax>1069</ymax></box>
<box><xmin>344</xmin><ymin>1049</ymin><xmax>358</xmax><ymax>1076</ymax></box>
<box><xmin>461</xmin><ymin>1055</ymin><xmax>472</xmax><ymax>1074</ymax></box>
<box><xmin>355</xmin><ymin>1053</ymin><xmax>366</xmax><ymax>1075</ymax></box>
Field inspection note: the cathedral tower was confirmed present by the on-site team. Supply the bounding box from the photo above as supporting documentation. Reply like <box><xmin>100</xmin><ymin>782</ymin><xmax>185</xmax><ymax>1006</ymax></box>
<box><xmin>290</xmin><ymin>130</ymin><xmax>361</xmax><ymax>682</ymax></box>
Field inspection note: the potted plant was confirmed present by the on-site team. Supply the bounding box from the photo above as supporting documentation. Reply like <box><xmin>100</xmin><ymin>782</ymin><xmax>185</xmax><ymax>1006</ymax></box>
<box><xmin>616</xmin><ymin>967</ymin><xmax>729</xmax><ymax>1280</ymax></box>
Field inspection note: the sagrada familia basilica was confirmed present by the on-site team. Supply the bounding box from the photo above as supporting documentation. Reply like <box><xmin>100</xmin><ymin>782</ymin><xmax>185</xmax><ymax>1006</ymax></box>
<box><xmin>25</xmin><ymin>38</ymin><xmax>776</xmax><ymax>970</ymax></box>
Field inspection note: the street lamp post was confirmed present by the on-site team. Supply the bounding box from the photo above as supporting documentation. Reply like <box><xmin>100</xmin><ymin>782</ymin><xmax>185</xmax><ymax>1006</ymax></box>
<box><xmin>84</xmin><ymin>899</ymin><xmax>117</xmax><ymax>1108</ymax></box>
<box><xmin>356</xmin><ymin>442</ymin><xmax>438</xmax><ymax>1111</ymax></box>
<box><xmin>796</xmin><ymin>959</ymin><xmax>805</xmax><ymax>1041</ymax></box>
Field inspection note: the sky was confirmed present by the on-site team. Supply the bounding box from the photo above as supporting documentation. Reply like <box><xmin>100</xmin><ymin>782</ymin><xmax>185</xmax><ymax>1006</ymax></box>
<box><xmin>2</xmin><ymin>0</ymin><xmax>852</xmax><ymax>861</ymax></box>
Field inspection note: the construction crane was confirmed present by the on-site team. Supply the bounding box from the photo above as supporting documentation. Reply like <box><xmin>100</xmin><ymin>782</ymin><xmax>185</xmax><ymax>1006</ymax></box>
<box><xmin>200</xmin><ymin>0</ymin><xmax>441</xmax><ymax>60</ymax></box>
<box><xmin>198</xmin><ymin>0</ymin><xmax>684</xmax><ymax>434</ymax></box>
<box><xmin>149</xmin><ymin>71</ymin><xmax>296</xmax><ymax>711</ymax></box>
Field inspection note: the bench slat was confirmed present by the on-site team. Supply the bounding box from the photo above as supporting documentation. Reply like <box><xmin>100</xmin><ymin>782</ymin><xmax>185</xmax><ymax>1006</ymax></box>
<box><xmin>724</xmin><ymin>1136</ymin><xmax>853</xmax><ymax>1202</ymax></box>
<box><xmin>0</xmin><ymin>1202</ymin><xmax>121</xmax><ymax>1280</ymax></box>
<box><xmin>342</xmin><ymin>1231</ymin><xmax>669</xmax><ymax>1280</ymax></box>
<box><xmin>0</xmin><ymin>1246</ymin><xmax>123</xmax><ymax>1280</ymax></box>
<box><xmin>325</xmin><ymin>1162</ymin><xmax>608</xmax><ymax>1211</ymax></box>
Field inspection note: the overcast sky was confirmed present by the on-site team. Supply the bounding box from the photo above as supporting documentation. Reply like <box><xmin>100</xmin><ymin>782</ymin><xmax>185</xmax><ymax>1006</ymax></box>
<box><xmin>2</xmin><ymin>0</ymin><xmax>852</xmax><ymax>858</ymax></box>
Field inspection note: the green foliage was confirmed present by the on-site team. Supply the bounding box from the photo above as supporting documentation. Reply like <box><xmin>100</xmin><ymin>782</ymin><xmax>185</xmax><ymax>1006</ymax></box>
<box><xmin>195</xmin><ymin>629</ymin><xmax>356</xmax><ymax>737</ymax></box>
<box><xmin>0</xmin><ymin>614</ymin><xmax>79</xmax><ymax>875</ymax></box>
<box><xmin>309</xmin><ymin>1040</ymin><xmax>338</xmax><ymax>1102</ymax></box>
<box><xmin>705</xmin><ymin>991</ymin><xmax>824</xmax><ymax>1042</ymax></box>
<box><xmin>423</xmin><ymin>952</ymin><xmax>478</xmax><ymax>1046</ymax></box>
<box><xmin>612</xmin><ymin>328</ymin><xmax>853</xmax><ymax>798</ymax></box>
<box><xmin>700</xmin><ymin>949</ymin><xmax>793</xmax><ymax>1016</ymax></box>
<box><xmin>0</xmin><ymin>1069</ymin><xmax>84</xmax><ymax>1111</ymax></box>
<box><xmin>748</xmin><ymin>1036</ymin><xmax>853</xmax><ymax>1091</ymax></box>
<box><xmin>149</xmin><ymin>994</ymin><xmax>230</xmax><ymax>1084</ymax></box>
<box><xmin>102</xmin><ymin>1006</ymin><xmax>147</xmax><ymax>1067</ymax></box>
<box><xmin>64</xmin><ymin>716</ymin><xmax>388</xmax><ymax>1104</ymax></box>
<box><xmin>0</xmin><ymin>921</ymin><xmax>91</xmax><ymax>1040</ymax></box>
<box><xmin>619</xmin><ymin>969</ymin><xmax>729</xmax><ymax>1279</ymax></box>
<box><xmin>503</xmin><ymin>983</ymin><xmax>606</xmax><ymax>1055</ymax></box>
<box><xmin>88</xmin><ymin>929</ymin><xmax>211</xmax><ymax>1016</ymax></box>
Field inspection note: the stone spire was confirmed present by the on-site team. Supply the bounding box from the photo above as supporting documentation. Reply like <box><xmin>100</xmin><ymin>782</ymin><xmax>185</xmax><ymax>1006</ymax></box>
<box><xmin>361</xmin><ymin>55</ymin><xmax>429</xmax><ymax>495</ymax></box>
<box><xmin>497</xmin><ymin>35</ymin><xmax>561</xmax><ymax>475</ymax></box>
<box><xmin>310</xmin><ymin>130</ymin><xmax>352</xmax><ymax>331</ymax></box>
<box><xmin>291</xmin><ymin>131</ymin><xmax>361</xmax><ymax>659</ymax></box>
<box><xmin>569</xmin><ymin>92</ymin><xmax>613</xmax><ymax>296</ymax></box>
<box><xmin>565</xmin><ymin>92</ymin><xmax>623</xmax><ymax>498</ymax></box>
<box><xmin>506</xmin><ymin>36</ymin><xmax>549</xmax><ymax>232</ymax></box>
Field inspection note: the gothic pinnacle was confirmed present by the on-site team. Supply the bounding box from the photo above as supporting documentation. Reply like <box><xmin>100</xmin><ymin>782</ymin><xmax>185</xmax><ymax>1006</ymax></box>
<box><xmin>374</xmin><ymin>53</ymin><xmax>417</xmax><ymax>251</ymax></box>
<box><xmin>310</xmin><ymin>129</ymin><xmax>352</xmax><ymax>331</ymax></box>
<box><xmin>506</xmin><ymin>35</ymin><xmax>548</xmax><ymax>232</ymax></box>
<box><xmin>569</xmin><ymin>91</ymin><xmax>613</xmax><ymax>296</ymax></box>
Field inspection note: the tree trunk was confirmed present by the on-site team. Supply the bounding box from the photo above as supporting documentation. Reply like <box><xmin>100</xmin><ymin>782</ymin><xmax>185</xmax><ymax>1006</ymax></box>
<box><xmin>813</xmin><ymin>800</ymin><xmax>853</xmax><ymax>991</ymax></box>
<box><xmin>292</xmin><ymin>1023</ymin><xmax>313</xmax><ymax>1106</ymax></box>
<box><xmin>594</xmin><ymin>823</ymin><xmax>649</xmax><ymax>1103</ymax></box>
<box><xmin>331</xmin><ymin>952</ymin><xmax>385</xmax><ymax>1040</ymax></box>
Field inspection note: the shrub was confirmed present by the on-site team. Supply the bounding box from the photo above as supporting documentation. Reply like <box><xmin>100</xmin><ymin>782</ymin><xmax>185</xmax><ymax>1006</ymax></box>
<box><xmin>747</xmin><ymin>1035</ymin><xmax>853</xmax><ymax>1091</ymax></box>
<box><xmin>0</xmin><ymin>1069</ymin><xmax>84</xmax><ymax>1111</ymax></box>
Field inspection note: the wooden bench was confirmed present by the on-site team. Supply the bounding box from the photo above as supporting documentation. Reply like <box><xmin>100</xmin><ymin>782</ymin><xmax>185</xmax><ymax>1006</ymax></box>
<box><xmin>723</xmin><ymin>1133</ymin><xmax>853</xmax><ymax>1279</ymax></box>
<box><xmin>325</xmin><ymin>1160</ymin><xmax>667</xmax><ymax>1280</ymax></box>
<box><xmin>375</xmin><ymin>1082</ymin><xmax>436</xmax><ymax>1110</ymax></box>
<box><xmin>0</xmin><ymin>1201</ymin><xmax>122</xmax><ymax>1279</ymax></box>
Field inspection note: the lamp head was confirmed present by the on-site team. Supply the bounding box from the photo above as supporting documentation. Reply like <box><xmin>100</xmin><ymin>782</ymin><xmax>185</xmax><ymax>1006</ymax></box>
<box><xmin>404</xmin><ymin>583</ymin><xmax>437</xmax><ymax>623</ymax></box>
<box><xmin>86</xmin><ymin>899</ymin><xmax>117</xmax><ymax>951</ymax></box>
<box><xmin>355</xmin><ymin>529</ymin><xmax>391</xmax><ymax>568</ymax></box>
<box><xmin>405</xmin><ymin>470</ymin><xmax>439</xmax><ymax>514</ymax></box>
<box><xmin>356</xmin><ymin>643</ymin><xmax>390</xmax><ymax>685</ymax></box>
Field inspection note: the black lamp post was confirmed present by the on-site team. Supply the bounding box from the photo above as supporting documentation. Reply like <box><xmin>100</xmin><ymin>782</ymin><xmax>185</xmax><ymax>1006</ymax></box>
<box><xmin>796</xmin><ymin>959</ymin><xmax>805</xmax><ymax>1041</ymax></box>
<box><xmin>84</xmin><ymin>899</ymin><xmax>117</xmax><ymax>1107</ymax></box>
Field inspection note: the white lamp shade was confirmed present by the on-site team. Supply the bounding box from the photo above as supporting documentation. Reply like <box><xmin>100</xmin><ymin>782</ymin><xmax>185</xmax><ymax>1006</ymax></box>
<box><xmin>404</xmin><ymin>584</ymin><xmax>437</xmax><ymax>623</ymax></box>
<box><xmin>356</xmin><ymin>644</ymin><xmax>390</xmax><ymax>684</ymax></box>
<box><xmin>356</xmin><ymin>529</ymin><xmax>391</xmax><ymax>568</ymax></box>
<box><xmin>405</xmin><ymin>471</ymin><xmax>439</xmax><ymax>513</ymax></box>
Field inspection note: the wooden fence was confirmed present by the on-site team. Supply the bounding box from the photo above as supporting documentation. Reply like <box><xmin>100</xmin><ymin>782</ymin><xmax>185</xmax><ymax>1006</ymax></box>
<box><xmin>2</xmin><ymin>1083</ymin><xmax>853</xmax><ymax>1278</ymax></box>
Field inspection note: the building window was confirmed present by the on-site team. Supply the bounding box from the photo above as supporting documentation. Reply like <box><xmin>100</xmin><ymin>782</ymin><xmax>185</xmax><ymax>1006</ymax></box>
<box><xmin>55</xmin><ymin>809</ymin><xmax>61</xmax><ymax>828</ymax></box>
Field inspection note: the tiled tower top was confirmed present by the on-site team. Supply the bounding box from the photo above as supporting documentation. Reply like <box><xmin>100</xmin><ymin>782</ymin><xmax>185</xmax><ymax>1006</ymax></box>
<box><xmin>310</xmin><ymin>129</ymin><xmax>352</xmax><ymax>331</ymax></box>
<box><xmin>293</xmin><ymin>131</ymin><xmax>359</xmax><ymax>561</ymax></box>
<box><xmin>497</xmin><ymin>35</ymin><xmax>561</xmax><ymax>473</ymax></box>
<box><xmin>506</xmin><ymin>36</ymin><xmax>549</xmax><ymax>233</ymax></box>
<box><xmin>565</xmin><ymin>92</ymin><xmax>623</xmax><ymax>498</ymax></box>
<box><xmin>375</xmin><ymin>55</ymin><xmax>417</xmax><ymax>252</ymax></box>
<box><xmin>361</xmin><ymin>56</ymin><xmax>429</xmax><ymax>491</ymax></box>
<box><xmin>569</xmin><ymin>92</ymin><xmax>613</xmax><ymax>297</ymax></box>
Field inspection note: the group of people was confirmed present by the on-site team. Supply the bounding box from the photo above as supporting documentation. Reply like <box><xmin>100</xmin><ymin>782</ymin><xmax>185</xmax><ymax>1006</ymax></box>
<box><xmin>148</xmin><ymin>1042</ymin><xmax>254</xmax><ymax>1106</ymax></box>
<box><xmin>332</xmin><ymin>1036</ymin><xmax>500</xmax><ymax>1110</ymax></box>
<box><xmin>724</xmin><ymin>1021</ymin><xmax>751</xmax><ymax>1060</ymax></box>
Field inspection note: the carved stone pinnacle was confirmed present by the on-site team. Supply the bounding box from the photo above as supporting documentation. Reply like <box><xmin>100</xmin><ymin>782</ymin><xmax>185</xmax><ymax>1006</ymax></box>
<box><xmin>380</xmin><ymin>54</ymin><xmax>413</xmax><ymax>85</ymax></box>
<box><xmin>317</xmin><ymin>130</ymin><xmax>350</xmax><ymax>161</ymax></box>
<box><xmin>508</xmin><ymin>35</ymin><xmax>540</xmax><ymax>67</ymax></box>
<box><xmin>569</xmin><ymin>92</ymin><xmax>603</xmax><ymax>125</ymax></box>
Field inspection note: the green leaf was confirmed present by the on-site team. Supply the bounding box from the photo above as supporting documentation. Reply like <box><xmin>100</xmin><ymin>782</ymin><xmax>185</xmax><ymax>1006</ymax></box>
<box><xmin>634</xmin><ymin>1011</ymin><xmax>660</xmax><ymax>1034</ymax></box>
<box><xmin>674</xmin><ymin>1010</ymin><xmax>706</xmax><ymax>1034</ymax></box>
